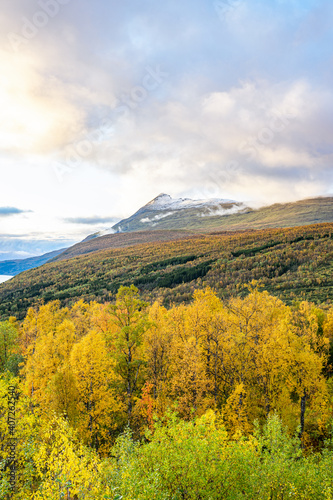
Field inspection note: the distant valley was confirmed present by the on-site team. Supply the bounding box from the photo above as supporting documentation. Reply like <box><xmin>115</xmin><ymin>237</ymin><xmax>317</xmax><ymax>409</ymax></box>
<box><xmin>0</xmin><ymin>248</ymin><xmax>67</xmax><ymax>276</ymax></box>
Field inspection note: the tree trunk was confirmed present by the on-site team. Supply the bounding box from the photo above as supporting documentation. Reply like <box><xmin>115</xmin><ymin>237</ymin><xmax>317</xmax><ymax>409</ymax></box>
<box><xmin>214</xmin><ymin>355</ymin><xmax>218</xmax><ymax>407</ymax></box>
<box><xmin>89</xmin><ymin>380</ymin><xmax>93</xmax><ymax>448</ymax></box>
<box><xmin>127</xmin><ymin>346</ymin><xmax>132</xmax><ymax>424</ymax></box>
<box><xmin>298</xmin><ymin>389</ymin><xmax>307</xmax><ymax>445</ymax></box>
<box><xmin>264</xmin><ymin>383</ymin><xmax>270</xmax><ymax>417</ymax></box>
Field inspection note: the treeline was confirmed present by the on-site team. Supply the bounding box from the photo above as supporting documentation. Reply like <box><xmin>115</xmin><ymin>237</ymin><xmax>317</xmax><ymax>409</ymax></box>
<box><xmin>1</xmin><ymin>222</ymin><xmax>333</xmax><ymax>320</ymax></box>
<box><xmin>0</xmin><ymin>285</ymin><xmax>333</xmax><ymax>498</ymax></box>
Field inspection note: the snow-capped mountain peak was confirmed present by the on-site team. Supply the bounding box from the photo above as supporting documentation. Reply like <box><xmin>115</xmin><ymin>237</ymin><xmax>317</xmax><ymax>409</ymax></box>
<box><xmin>146</xmin><ymin>193</ymin><xmax>173</xmax><ymax>207</ymax></box>
<box><xmin>88</xmin><ymin>193</ymin><xmax>246</xmax><ymax>238</ymax></box>
<box><xmin>144</xmin><ymin>193</ymin><xmax>238</xmax><ymax>211</ymax></box>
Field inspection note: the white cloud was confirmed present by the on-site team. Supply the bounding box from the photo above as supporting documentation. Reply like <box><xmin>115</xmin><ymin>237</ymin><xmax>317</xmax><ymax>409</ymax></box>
<box><xmin>199</xmin><ymin>205</ymin><xmax>245</xmax><ymax>217</ymax></box>
<box><xmin>88</xmin><ymin>78</ymin><xmax>333</xmax><ymax>204</ymax></box>
<box><xmin>0</xmin><ymin>0</ymin><xmax>332</xmax><ymax>246</ymax></box>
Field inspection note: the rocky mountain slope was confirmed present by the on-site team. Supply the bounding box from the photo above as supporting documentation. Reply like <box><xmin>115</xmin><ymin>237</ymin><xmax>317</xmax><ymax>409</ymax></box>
<box><xmin>87</xmin><ymin>194</ymin><xmax>333</xmax><ymax>237</ymax></box>
<box><xmin>88</xmin><ymin>194</ymin><xmax>246</xmax><ymax>237</ymax></box>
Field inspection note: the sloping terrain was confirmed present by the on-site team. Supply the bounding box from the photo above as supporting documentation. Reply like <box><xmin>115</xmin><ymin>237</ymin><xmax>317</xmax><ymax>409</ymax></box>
<box><xmin>0</xmin><ymin>248</ymin><xmax>67</xmax><ymax>276</ymax></box>
<box><xmin>52</xmin><ymin>230</ymin><xmax>200</xmax><ymax>262</ymax></box>
<box><xmin>107</xmin><ymin>194</ymin><xmax>246</xmax><ymax>234</ymax></box>
<box><xmin>211</xmin><ymin>196</ymin><xmax>333</xmax><ymax>230</ymax></box>
<box><xmin>112</xmin><ymin>195</ymin><xmax>333</xmax><ymax>232</ymax></box>
<box><xmin>1</xmin><ymin>222</ymin><xmax>333</xmax><ymax>320</ymax></box>
<box><xmin>50</xmin><ymin>197</ymin><xmax>333</xmax><ymax>263</ymax></box>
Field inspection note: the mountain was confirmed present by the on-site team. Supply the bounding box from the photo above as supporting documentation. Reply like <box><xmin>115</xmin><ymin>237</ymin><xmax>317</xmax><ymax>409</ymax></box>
<box><xmin>0</xmin><ymin>248</ymin><xmax>67</xmax><ymax>276</ymax></box>
<box><xmin>48</xmin><ymin>195</ymin><xmax>333</xmax><ymax>263</ymax></box>
<box><xmin>88</xmin><ymin>194</ymin><xmax>333</xmax><ymax>237</ymax></box>
<box><xmin>88</xmin><ymin>194</ymin><xmax>247</xmax><ymax>237</ymax></box>
<box><xmin>5</xmin><ymin>195</ymin><xmax>333</xmax><ymax>277</ymax></box>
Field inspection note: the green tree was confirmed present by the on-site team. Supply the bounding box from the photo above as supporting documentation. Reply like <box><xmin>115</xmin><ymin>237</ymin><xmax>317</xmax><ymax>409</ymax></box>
<box><xmin>0</xmin><ymin>321</ymin><xmax>21</xmax><ymax>375</ymax></box>
<box><xmin>108</xmin><ymin>285</ymin><xmax>149</xmax><ymax>425</ymax></box>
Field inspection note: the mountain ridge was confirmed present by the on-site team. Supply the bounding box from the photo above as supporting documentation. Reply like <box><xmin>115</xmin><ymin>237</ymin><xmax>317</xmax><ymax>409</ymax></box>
<box><xmin>0</xmin><ymin>248</ymin><xmax>67</xmax><ymax>276</ymax></box>
<box><xmin>3</xmin><ymin>195</ymin><xmax>333</xmax><ymax>276</ymax></box>
<box><xmin>91</xmin><ymin>193</ymin><xmax>246</xmax><ymax>237</ymax></box>
<box><xmin>87</xmin><ymin>195</ymin><xmax>333</xmax><ymax>240</ymax></box>
<box><xmin>52</xmin><ymin>195</ymin><xmax>333</xmax><ymax>262</ymax></box>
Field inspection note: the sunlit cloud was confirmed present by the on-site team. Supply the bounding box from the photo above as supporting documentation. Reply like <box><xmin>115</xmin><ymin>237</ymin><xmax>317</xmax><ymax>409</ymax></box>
<box><xmin>0</xmin><ymin>0</ymin><xmax>332</xmax><ymax>250</ymax></box>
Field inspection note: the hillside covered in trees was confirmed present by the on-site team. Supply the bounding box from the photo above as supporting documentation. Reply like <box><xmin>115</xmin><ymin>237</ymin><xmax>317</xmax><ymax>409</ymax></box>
<box><xmin>0</xmin><ymin>285</ymin><xmax>333</xmax><ymax>498</ymax></box>
<box><xmin>1</xmin><ymin>222</ymin><xmax>333</xmax><ymax>320</ymax></box>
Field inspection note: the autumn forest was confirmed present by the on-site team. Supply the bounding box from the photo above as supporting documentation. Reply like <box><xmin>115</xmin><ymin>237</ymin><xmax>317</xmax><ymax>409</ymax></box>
<box><xmin>1</xmin><ymin>272</ymin><xmax>333</xmax><ymax>498</ymax></box>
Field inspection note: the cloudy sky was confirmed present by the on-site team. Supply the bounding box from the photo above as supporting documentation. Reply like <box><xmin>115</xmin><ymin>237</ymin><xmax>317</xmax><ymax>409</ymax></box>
<box><xmin>1</xmin><ymin>0</ymin><xmax>333</xmax><ymax>259</ymax></box>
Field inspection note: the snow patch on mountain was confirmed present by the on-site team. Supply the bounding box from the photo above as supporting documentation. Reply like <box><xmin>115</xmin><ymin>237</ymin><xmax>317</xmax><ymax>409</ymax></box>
<box><xmin>145</xmin><ymin>193</ymin><xmax>238</xmax><ymax>211</ymax></box>
<box><xmin>140</xmin><ymin>212</ymin><xmax>175</xmax><ymax>224</ymax></box>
